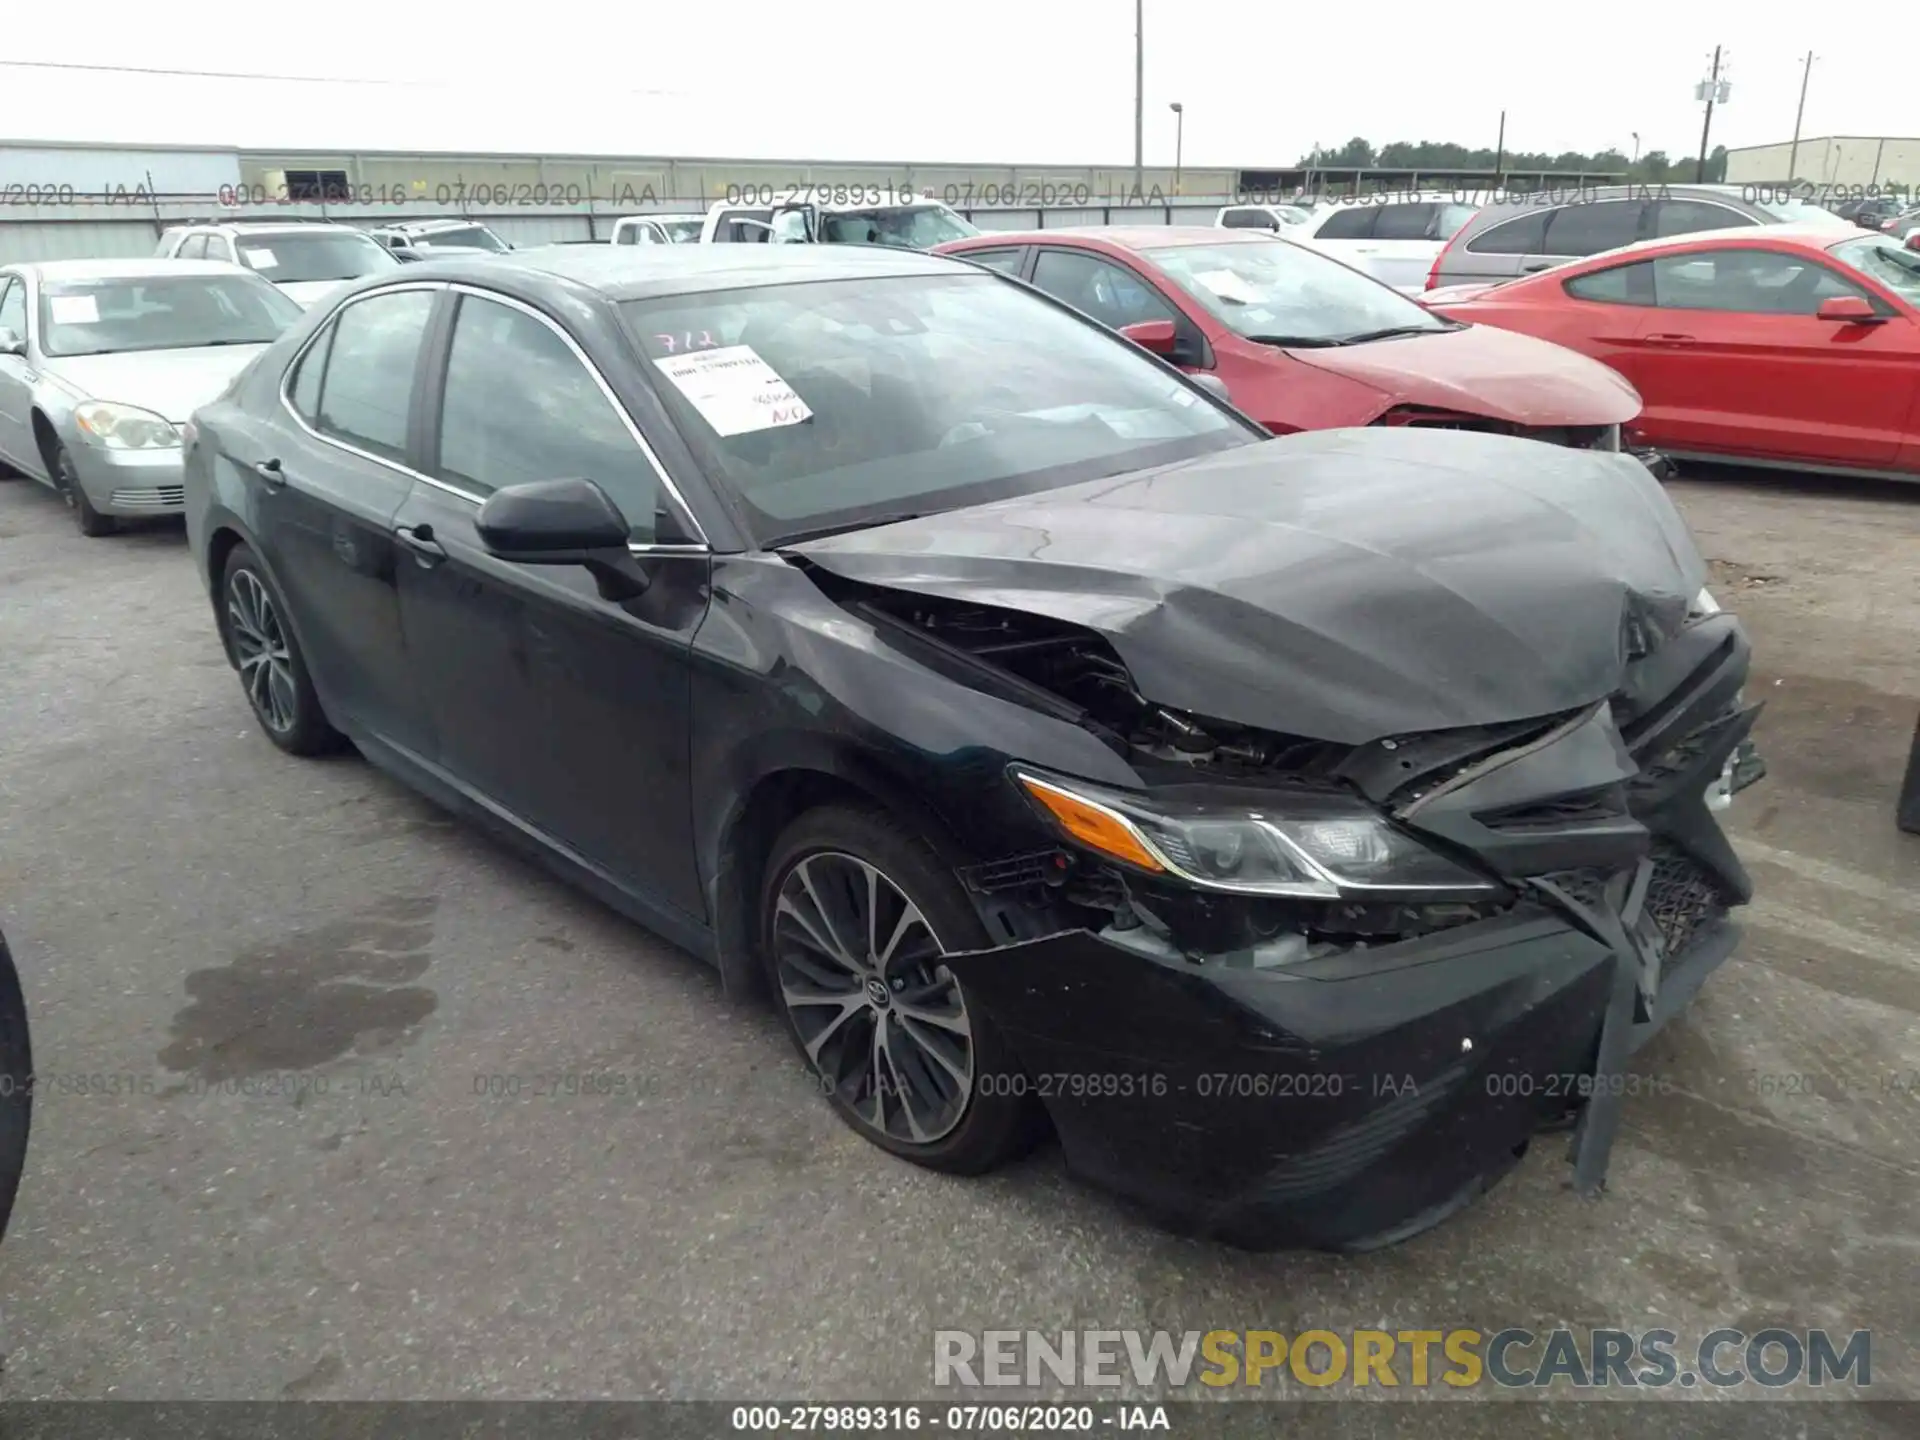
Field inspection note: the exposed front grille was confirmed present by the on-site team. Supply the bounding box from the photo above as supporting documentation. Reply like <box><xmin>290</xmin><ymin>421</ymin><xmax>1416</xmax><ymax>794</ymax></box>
<box><xmin>958</xmin><ymin>850</ymin><xmax>1063</xmax><ymax>895</ymax></box>
<box><xmin>1477</xmin><ymin>784</ymin><xmax>1629</xmax><ymax>832</ymax></box>
<box><xmin>1375</xmin><ymin>409</ymin><xmax>1620</xmax><ymax>450</ymax></box>
<box><xmin>108</xmin><ymin>485</ymin><xmax>185</xmax><ymax>509</ymax></box>
<box><xmin>1645</xmin><ymin>842</ymin><xmax>1726</xmax><ymax>957</ymax></box>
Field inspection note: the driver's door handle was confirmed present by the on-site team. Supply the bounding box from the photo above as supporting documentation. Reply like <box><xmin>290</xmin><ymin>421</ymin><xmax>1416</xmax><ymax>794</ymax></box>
<box><xmin>252</xmin><ymin>458</ymin><xmax>286</xmax><ymax>487</ymax></box>
<box><xmin>394</xmin><ymin>524</ymin><xmax>446</xmax><ymax>564</ymax></box>
<box><xmin>1644</xmin><ymin>333</ymin><xmax>1697</xmax><ymax>346</ymax></box>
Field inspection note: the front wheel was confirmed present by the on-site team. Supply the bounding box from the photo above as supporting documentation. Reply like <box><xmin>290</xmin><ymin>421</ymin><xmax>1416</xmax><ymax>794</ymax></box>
<box><xmin>760</xmin><ymin>806</ymin><xmax>1038</xmax><ymax>1174</ymax></box>
<box><xmin>48</xmin><ymin>440</ymin><xmax>115</xmax><ymax>537</ymax></box>
<box><xmin>220</xmin><ymin>544</ymin><xmax>343</xmax><ymax>756</ymax></box>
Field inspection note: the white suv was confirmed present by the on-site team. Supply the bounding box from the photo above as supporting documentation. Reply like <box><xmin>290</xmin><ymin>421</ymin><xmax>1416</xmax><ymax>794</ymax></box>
<box><xmin>1291</xmin><ymin>194</ymin><xmax>1481</xmax><ymax>294</ymax></box>
<box><xmin>155</xmin><ymin>222</ymin><xmax>398</xmax><ymax>308</ymax></box>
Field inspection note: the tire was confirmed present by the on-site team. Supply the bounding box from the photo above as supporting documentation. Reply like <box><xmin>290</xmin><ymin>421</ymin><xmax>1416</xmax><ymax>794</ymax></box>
<box><xmin>219</xmin><ymin>543</ymin><xmax>343</xmax><ymax>756</ymax></box>
<box><xmin>0</xmin><ymin>930</ymin><xmax>31</xmax><ymax>1244</ymax></box>
<box><xmin>48</xmin><ymin>439</ymin><xmax>115</xmax><ymax>537</ymax></box>
<box><xmin>760</xmin><ymin>805</ymin><xmax>1039</xmax><ymax>1175</ymax></box>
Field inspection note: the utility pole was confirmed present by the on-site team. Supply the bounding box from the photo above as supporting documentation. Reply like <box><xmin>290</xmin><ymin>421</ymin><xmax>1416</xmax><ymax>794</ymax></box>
<box><xmin>1788</xmin><ymin>52</ymin><xmax>1815</xmax><ymax>184</ymax></box>
<box><xmin>1133</xmin><ymin>0</ymin><xmax>1144</xmax><ymax>196</ymax></box>
<box><xmin>1696</xmin><ymin>46</ymin><xmax>1726</xmax><ymax>183</ymax></box>
<box><xmin>1495</xmin><ymin>110</ymin><xmax>1506</xmax><ymax>182</ymax></box>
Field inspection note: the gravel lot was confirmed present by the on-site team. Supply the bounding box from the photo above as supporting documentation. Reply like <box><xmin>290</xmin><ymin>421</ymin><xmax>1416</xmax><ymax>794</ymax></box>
<box><xmin>0</xmin><ymin>461</ymin><xmax>1915</xmax><ymax>1419</ymax></box>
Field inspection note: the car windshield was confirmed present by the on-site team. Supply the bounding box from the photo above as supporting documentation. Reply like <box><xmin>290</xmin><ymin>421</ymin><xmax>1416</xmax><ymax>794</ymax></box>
<box><xmin>1145</xmin><ymin>240</ymin><xmax>1450</xmax><ymax>343</ymax></box>
<box><xmin>235</xmin><ymin>231</ymin><xmax>398</xmax><ymax>283</ymax></box>
<box><xmin>1828</xmin><ymin>234</ymin><xmax>1920</xmax><ymax>305</ymax></box>
<box><xmin>660</xmin><ymin>219</ymin><xmax>704</xmax><ymax>243</ymax></box>
<box><xmin>817</xmin><ymin>206</ymin><xmax>980</xmax><ymax>249</ymax></box>
<box><xmin>37</xmin><ymin>274</ymin><xmax>304</xmax><ymax>357</ymax></box>
<box><xmin>418</xmin><ymin>226</ymin><xmax>509</xmax><ymax>252</ymax></box>
<box><xmin>621</xmin><ymin>273</ymin><xmax>1252</xmax><ymax>544</ymax></box>
<box><xmin>1754</xmin><ymin>198</ymin><xmax>1856</xmax><ymax>226</ymax></box>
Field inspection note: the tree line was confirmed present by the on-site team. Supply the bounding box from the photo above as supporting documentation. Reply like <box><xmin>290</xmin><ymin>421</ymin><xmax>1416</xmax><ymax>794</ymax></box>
<box><xmin>1302</xmin><ymin>138</ymin><xmax>1729</xmax><ymax>183</ymax></box>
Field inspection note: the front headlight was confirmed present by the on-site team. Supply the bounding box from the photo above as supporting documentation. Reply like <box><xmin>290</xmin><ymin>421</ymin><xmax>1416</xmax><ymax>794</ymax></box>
<box><xmin>73</xmin><ymin>401</ymin><xmax>180</xmax><ymax>450</ymax></box>
<box><xmin>1015</xmin><ymin>771</ymin><xmax>1501</xmax><ymax>899</ymax></box>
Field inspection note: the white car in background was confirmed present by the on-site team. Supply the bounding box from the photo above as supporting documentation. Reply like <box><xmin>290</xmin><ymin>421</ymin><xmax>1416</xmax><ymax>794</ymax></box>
<box><xmin>1291</xmin><ymin>193</ymin><xmax>1481</xmax><ymax>294</ymax></box>
<box><xmin>1215</xmin><ymin>202</ymin><xmax>1316</xmax><ymax>233</ymax></box>
<box><xmin>610</xmin><ymin>214</ymin><xmax>705</xmax><ymax>245</ymax></box>
<box><xmin>155</xmin><ymin>222</ymin><xmax>399</xmax><ymax>309</ymax></box>
<box><xmin>699</xmin><ymin>194</ymin><xmax>978</xmax><ymax>249</ymax></box>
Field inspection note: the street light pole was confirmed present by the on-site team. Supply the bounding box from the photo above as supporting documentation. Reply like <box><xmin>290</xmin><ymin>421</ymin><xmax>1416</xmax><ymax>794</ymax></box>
<box><xmin>1631</xmin><ymin>132</ymin><xmax>1640</xmax><ymax>164</ymax></box>
<box><xmin>1133</xmin><ymin>0</ymin><xmax>1144</xmax><ymax>196</ymax></box>
<box><xmin>1169</xmin><ymin>102</ymin><xmax>1183</xmax><ymax>194</ymax></box>
<box><xmin>1788</xmin><ymin>52</ymin><xmax>1815</xmax><ymax>184</ymax></box>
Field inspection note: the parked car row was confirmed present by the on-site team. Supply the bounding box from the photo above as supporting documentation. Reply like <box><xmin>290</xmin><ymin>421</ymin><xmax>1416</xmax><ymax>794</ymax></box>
<box><xmin>2</xmin><ymin>235</ymin><xmax>1764</xmax><ymax>1250</ymax></box>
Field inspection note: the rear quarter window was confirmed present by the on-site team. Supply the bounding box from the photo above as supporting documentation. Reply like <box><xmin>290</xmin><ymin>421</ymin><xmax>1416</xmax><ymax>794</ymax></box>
<box><xmin>1564</xmin><ymin>260</ymin><xmax>1655</xmax><ymax>305</ymax></box>
<box><xmin>1313</xmin><ymin>207</ymin><xmax>1376</xmax><ymax>240</ymax></box>
<box><xmin>1466</xmin><ymin>210</ymin><xmax>1551</xmax><ymax>255</ymax></box>
<box><xmin>1542</xmin><ymin>201</ymin><xmax>1647</xmax><ymax>257</ymax></box>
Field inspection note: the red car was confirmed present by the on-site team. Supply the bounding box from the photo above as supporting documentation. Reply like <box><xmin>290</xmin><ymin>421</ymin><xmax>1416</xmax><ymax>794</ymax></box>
<box><xmin>933</xmin><ymin>228</ymin><xmax>1641</xmax><ymax>451</ymax></box>
<box><xmin>1426</xmin><ymin>226</ymin><xmax>1920</xmax><ymax>482</ymax></box>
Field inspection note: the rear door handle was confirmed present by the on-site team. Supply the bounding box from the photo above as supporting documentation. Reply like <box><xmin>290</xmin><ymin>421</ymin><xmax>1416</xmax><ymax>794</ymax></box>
<box><xmin>252</xmin><ymin>458</ymin><xmax>286</xmax><ymax>487</ymax></box>
<box><xmin>1520</xmin><ymin>260</ymin><xmax>1554</xmax><ymax>273</ymax></box>
<box><xmin>394</xmin><ymin>524</ymin><xmax>446</xmax><ymax>564</ymax></box>
<box><xmin>1644</xmin><ymin>333</ymin><xmax>1697</xmax><ymax>345</ymax></box>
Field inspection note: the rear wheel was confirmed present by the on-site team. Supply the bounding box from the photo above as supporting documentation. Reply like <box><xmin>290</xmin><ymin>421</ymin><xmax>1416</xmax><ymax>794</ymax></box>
<box><xmin>48</xmin><ymin>440</ymin><xmax>115</xmax><ymax>537</ymax></box>
<box><xmin>760</xmin><ymin>806</ymin><xmax>1037</xmax><ymax>1174</ymax></box>
<box><xmin>220</xmin><ymin>544</ymin><xmax>342</xmax><ymax>756</ymax></box>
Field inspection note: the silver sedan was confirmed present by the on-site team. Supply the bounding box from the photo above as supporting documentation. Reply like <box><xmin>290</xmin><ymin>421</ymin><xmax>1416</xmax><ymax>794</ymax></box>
<box><xmin>0</xmin><ymin>258</ymin><xmax>303</xmax><ymax>536</ymax></box>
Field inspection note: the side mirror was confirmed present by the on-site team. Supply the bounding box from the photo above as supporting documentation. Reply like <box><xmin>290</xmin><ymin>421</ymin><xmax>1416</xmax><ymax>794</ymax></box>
<box><xmin>0</xmin><ymin>328</ymin><xmax>23</xmax><ymax>358</ymax></box>
<box><xmin>475</xmin><ymin>478</ymin><xmax>652</xmax><ymax>600</ymax></box>
<box><xmin>1816</xmin><ymin>295</ymin><xmax>1880</xmax><ymax>324</ymax></box>
<box><xmin>1120</xmin><ymin>319</ymin><xmax>1178</xmax><ymax>356</ymax></box>
<box><xmin>1188</xmin><ymin>373</ymin><xmax>1233</xmax><ymax>404</ymax></box>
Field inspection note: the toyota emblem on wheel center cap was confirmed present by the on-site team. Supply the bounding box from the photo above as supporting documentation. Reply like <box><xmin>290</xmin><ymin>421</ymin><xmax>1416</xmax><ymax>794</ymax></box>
<box><xmin>865</xmin><ymin>977</ymin><xmax>892</xmax><ymax>1008</ymax></box>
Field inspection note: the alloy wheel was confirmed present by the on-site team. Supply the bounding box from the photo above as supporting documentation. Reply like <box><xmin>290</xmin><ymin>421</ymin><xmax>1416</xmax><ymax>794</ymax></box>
<box><xmin>771</xmin><ymin>851</ymin><xmax>976</xmax><ymax>1144</ymax></box>
<box><xmin>226</xmin><ymin>570</ymin><xmax>297</xmax><ymax>734</ymax></box>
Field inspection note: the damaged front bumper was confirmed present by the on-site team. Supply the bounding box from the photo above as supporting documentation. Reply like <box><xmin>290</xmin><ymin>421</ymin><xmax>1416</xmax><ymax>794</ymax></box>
<box><xmin>946</xmin><ymin>900</ymin><xmax>1740</xmax><ymax>1252</ymax></box>
<box><xmin>945</xmin><ymin>613</ymin><xmax>1763</xmax><ymax>1252</ymax></box>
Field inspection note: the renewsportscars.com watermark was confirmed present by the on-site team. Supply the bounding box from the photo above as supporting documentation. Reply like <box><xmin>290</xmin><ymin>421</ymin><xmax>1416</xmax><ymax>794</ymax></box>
<box><xmin>934</xmin><ymin>1328</ymin><xmax>1872</xmax><ymax>1391</ymax></box>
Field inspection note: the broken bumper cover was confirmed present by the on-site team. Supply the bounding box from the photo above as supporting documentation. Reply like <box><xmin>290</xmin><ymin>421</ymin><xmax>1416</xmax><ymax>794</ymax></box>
<box><xmin>946</xmin><ymin>905</ymin><xmax>1739</xmax><ymax>1252</ymax></box>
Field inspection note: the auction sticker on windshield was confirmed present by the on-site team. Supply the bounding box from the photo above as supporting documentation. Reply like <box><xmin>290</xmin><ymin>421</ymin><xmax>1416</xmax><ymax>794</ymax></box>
<box><xmin>49</xmin><ymin>295</ymin><xmax>99</xmax><ymax>324</ymax></box>
<box><xmin>244</xmin><ymin>248</ymin><xmax>279</xmax><ymax>270</ymax></box>
<box><xmin>1193</xmin><ymin>270</ymin><xmax>1257</xmax><ymax>304</ymax></box>
<box><xmin>654</xmin><ymin>344</ymin><xmax>813</xmax><ymax>436</ymax></box>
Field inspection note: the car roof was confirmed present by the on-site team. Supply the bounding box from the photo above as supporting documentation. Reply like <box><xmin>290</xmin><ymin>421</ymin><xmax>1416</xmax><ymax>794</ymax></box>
<box><xmin>397</xmin><ymin>242</ymin><xmax>966</xmax><ymax>300</ymax></box>
<box><xmin>185</xmin><ymin>221</ymin><xmax>368</xmax><ymax>236</ymax></box>
<box><xmin>9</xmin><ymin>257</ymin><xmax>254</xmax><ymax>280</ymax></box>
<box><xmin>374</xmin><ymin>218</ymin><xmax>491</xmax><ymax>234</ymax></box>
<box><xmin>622</xmin><ymin>214</ymin><xmax>705</xmax><ymax>223</ymax></box>
<box><xmin>704</xmin><ymin>196</ymin><xmax>951</xmax><ymax>215</ymax></box>
<box><xmin>1562</xmin><ymin>223</ymin><xmax>1862</xmax><ymax>265</ymax></box>
<box><xmin>943</xmin><ymin>226</ymin><xmax>1276</xmax><ymax>254</ymax></box>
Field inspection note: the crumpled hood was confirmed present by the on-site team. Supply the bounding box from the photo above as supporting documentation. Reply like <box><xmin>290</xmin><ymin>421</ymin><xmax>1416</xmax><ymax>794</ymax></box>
<box><xmin>1289</xmin><ymin>322</ymin><xmax>1641</xmax><ymax>427</ymax></box>
<box><xmin>42</xmin><ymin>345</ymin><xmax>271</xmax><ymax>423</ymax></box>
<box><xmin>793</xmin><ymin>427</ymin><xmax>1707</xmax><ymax>744</ymax></box>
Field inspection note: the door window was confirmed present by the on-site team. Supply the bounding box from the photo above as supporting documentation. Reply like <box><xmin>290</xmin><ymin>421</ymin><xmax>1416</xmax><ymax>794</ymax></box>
<box><xmin>0</xmin><ymin>278</ymin><xmax>26</xmax><ymax>341</ymax></box>
<box><xmin>956</xmin><ymin>248</ymin><xmax>1024</xmax><ymax>275</ymax></box>
<box><xmin>177</xmin><ymin>234</ymin><xmax>209</xmax><ymax>260</ymax></box>
<box><xmin>204</xmin><ymin>235</ymin><xmax>236</xmax><ymax>263</ymax></box>
<box><xmin>1313</xmin><ymin>207</ymin><xmax>1377</xmax><ymax>240</ymax></box>
<box><xmin>1542</xmin><ymin>201</ymin><xmax>1646</xmax><ymax>256</ymax></box>
<box><xmin>1650</xmin><ymin>199</ymin><xmax>1755</xmax><ymax>239</ymax></box>
<box><xmin>1373</xmin><ymin>203</ymin><xmax>1438</xmax><ymax>240</ymax></box>
<box><xmin>307</xmin><ymin>289</ymin><xmax>434</xmax><ymax>461</ymax></box>
<box><xmin>286</xmin><ymin>324</ymin><xmax>335</xmax><ymax>422</ymax></box>
<box><xmin>1220</xmin><ymin>208</ymin><xmax>1277</xmax><ymax>231</ymax></box>
<box><xmin>435</xmin><ymin>292</ymin><xmax>665</xmax><ymax>541</ymax></box>
<box><xmin>1466</xmin><ymin>210</ymin><xmax>1550</xmax><ymax>255</ymax></box>
<box><xmin>1030</xmin><ymin>250</ymin><xmax>1180</xmax><ymax>331</ymax></box>
<box><xmin>1650</xmin><ymin>249</ymin><xmax>1875</xmax><ymax>315</ymax></box>
<box><xmin>1563</xmin><ymin>261</ymin><xmax>1656</xmax><ymax>305</ymax></box>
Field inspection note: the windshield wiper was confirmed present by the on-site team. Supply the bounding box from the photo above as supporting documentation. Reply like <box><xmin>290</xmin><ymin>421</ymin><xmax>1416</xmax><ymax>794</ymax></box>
<box><xmin>771</xmin><ymin>511</ymin><xmax>938</xmax><ymax>546</ymax></box>
<box><xmin>1335</xmin><ymin>323</ymin><xmax>1458</xmax><ymax>344</ymax></box>
<box><xmin>1244</xmin><ymin>333</ymin><xmax>1349</xmax><ymax>348</ymax></box>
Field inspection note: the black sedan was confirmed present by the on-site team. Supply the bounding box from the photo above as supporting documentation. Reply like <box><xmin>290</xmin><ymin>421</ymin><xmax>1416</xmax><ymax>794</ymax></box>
<box><xmin>181</xmin><ymin>245</ymin><xmax>1763</xmax><ymax>1251</ymax></box>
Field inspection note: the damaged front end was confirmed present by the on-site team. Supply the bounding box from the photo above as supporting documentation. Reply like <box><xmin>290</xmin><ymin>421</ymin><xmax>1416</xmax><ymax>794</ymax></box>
<box><xmin>791</xmin><ymin>430</ymin><xmax>1763</xmax><ymax>1249</ymax></box>
<box><xmin>836</xmin><ymin>580</ymin><xmax>1762</xmax><ymax>1251</ymax></box>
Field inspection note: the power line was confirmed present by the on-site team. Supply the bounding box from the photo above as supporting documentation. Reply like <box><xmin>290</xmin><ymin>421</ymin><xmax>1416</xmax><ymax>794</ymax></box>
<box><xmin>0</xmin><ymin>58</ymin><xmax>684</xmax><ymax>95</ymax></box>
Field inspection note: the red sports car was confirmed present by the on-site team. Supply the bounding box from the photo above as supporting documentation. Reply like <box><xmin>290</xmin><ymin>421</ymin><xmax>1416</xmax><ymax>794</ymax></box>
<box><xmin>1425</xmin><ymin>226</ymin><xmax>1920</xmax><ymax>482</ymax></box>
<box><xmin>933</xmin><ymin>228</ymin><xmax>1642</xmax><ymax>452</ymax></box>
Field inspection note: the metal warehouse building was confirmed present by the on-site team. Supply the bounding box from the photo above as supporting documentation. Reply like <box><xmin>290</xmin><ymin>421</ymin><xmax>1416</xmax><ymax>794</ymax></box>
<box><xmin>1723</xmin><ymin>135</ymin><xmax>1920</xmax><ymax>190</ymax></box>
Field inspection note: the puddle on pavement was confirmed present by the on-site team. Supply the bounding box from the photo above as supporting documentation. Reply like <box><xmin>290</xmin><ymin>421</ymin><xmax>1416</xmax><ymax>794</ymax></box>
<box><xmin>158</xmin><ymin>894</ymin><xmax>439</xmax><ymax>1082</ymax></box>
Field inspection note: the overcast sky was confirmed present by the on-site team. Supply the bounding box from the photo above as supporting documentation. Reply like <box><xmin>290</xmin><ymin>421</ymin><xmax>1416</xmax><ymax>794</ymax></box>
<box><xmin>0</xmin><ymin>3</ymin><xmax>1887</xmax><ymax>167</ymax></box>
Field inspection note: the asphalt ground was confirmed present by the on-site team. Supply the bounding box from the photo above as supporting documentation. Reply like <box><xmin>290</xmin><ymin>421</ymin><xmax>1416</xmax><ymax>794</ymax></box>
<box><xmin>0</xmin><ymin>460</ymin><xmax>1915</xmax><ymax>1424</ymax></box>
